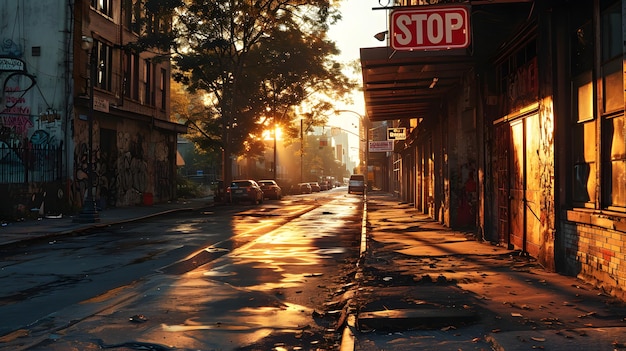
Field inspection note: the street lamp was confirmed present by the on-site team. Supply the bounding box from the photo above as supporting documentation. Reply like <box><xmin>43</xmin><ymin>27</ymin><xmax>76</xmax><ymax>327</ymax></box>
<box><xmin>273</xmin><ymin>124</ymin><xmax>278</xmax><ymax>180</ymax></box>
<box><xmin>334</xmin><ymin>110</ymin><xmax>369</xmax><ymax>176</ymax></box>
<box><xmin>74</xmin><ymin>35</ymin><xmax>100</xmax><ymax>223</ymax></box>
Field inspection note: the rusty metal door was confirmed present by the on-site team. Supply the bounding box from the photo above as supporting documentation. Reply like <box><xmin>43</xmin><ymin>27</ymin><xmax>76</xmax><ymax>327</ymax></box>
<box><xmin>495</xmin><ymin>124</ymin><xmax>510</xmax><ymax>247</ymax></box>
<box><xmin>509</xmin><ymin>114</ymin><xmax>542</xmax><ymax>256</ymax></box>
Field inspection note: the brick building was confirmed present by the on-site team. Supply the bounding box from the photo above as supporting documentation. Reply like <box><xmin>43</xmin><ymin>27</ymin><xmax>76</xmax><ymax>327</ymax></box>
<box><xmin>361</xmin><ymin>0</ymin><xmax>626</xmax><ymax>299</ymax></box>
<box><xmin>0</xmin><ymin>0</ymin><xmax>185</xmax><ymax>219</ymax></box>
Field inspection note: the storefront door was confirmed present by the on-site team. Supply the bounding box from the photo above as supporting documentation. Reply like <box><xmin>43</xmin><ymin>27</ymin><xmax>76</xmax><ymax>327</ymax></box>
<box><xmin>509</xmin><ymin>113</ymin><xmax>542</xmax><ymax>256</ymax></box>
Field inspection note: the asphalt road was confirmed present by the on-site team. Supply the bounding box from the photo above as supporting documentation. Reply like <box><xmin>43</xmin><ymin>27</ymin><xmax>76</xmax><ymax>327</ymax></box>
<box><xmin>0</xmin><ymin>187</ymin><xmax>363</xmax><ymax>351</ymax></box>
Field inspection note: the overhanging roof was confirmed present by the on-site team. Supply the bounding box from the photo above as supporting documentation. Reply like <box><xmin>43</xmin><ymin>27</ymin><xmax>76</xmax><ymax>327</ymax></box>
<box><xmin>360</xmin><ymin>1</ymin><xmax>536</xmax><ymax>122</ymax></box>
<box><xmin>360</xmin><ymin>46</ymin><xmax>474</xmax><ymax>122</ymax></box>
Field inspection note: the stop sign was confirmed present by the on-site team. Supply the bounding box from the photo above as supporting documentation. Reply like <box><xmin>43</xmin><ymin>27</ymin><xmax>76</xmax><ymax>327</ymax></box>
<box><xmin>390</xmin><ymin>6</ymin><xmax>471</xmax><ymax>51</ymax></box>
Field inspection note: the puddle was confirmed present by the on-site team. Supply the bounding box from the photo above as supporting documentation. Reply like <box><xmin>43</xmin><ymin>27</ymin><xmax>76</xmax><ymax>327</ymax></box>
<box><xmin>161</xmin><ymin>303</ymin><xmax>312</xmax><ymax>333</ymax></box>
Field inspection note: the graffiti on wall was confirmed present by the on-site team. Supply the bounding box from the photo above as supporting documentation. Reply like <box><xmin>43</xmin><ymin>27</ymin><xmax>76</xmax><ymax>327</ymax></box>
<box><xmin>155</xmin><ymin>141</ymin><xmax>171</xmax><ymax>200</ymax></box>
<box><xmin>71</xmin><ymin>123</ymin><xmax>175</xmax><ymax>210</ymax></box>
<box><xmin>456</xmin><ymin>160</ymin><xmax>477</xmax><ymax>227</ymax></box>
<box><xmin>116</xmin><ymin>131</ymin><xmax>148</xmax><ymax>205</ymax></box>
<box><xmin>0</xmin><ymin>47</ymin><xmax>69</xmax><ymax>219</ymax></box>
<box><xmin>1</xmin><ymin>84</ymin><xmax>34</xmax><ymax>139</ymax></box>
<box><xmin>1</xmin><ymin>80</ymin><xmax>60</xmax><ymax>185</ymax></box>
<box><xmin>73</xmin><ymin>130</ymin><xmax>146</xmax><ymax>208</ymax></box>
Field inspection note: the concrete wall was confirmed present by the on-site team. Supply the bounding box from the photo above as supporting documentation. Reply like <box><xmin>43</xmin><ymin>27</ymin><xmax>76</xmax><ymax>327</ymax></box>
<box><xmin>0</xmin><ymin>1</ymin><xmax>73</xmax><ymax>218</ymax></box>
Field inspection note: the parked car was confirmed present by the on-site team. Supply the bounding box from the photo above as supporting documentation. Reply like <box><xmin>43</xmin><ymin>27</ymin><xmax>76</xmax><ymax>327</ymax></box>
<box><xmin>309</xmin><ymin>182</ymin><xmax>321</xmax><ymax>192</ymax></box>
<box><xmin>319</xmin><ymin>182</ymin><xmax>329</xmax><ymax>191</ymax></box>
<box><xmin>227</xmin><ymin>180</ymin><xmax>264</xmax><ymax>204</ymax></box>
<box><xmin>258</xmin><ymin>179</ymin><xmax>282</xmax><ymax>200</ymax></box>
<box><xmin>348</xmin><ymin>174</ymin><xmax>366</xmax><ymax>194</ymax></box>
<box><xmin>290</xmin><ymin>182</ymin><xmax>312</xmax><ymax>194</ymax></box>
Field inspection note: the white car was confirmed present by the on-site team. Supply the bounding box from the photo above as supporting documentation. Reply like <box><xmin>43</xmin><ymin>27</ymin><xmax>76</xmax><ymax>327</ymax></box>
<box><xmin>348</xmin><ymin>174</ymin><xmax>365</xmax><ymax>194</ymax></box>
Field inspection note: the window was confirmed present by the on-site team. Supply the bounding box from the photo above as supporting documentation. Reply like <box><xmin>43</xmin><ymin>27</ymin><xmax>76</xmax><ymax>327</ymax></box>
<box><xmin>124</xmin><ymin>0</ymin><xmax>142</xmax><ymax>34</ymax></box>
<box><xmin>95</xmin><ymin>41</ymin><xmax>113</xmax><ymax>92</ymax></box>
<box><xmin>147</xmin><ymin>13</ymin><xmax>171</xmax><ymax>35</ymax></box>
<box><xmin>160</xmin><ymin>68</ymin><xmax>167</xmax><ymax>110</ymax></box>
<box><xmin>142</xmin><ymin>59</ymin><xmax>153</xmax><ymax>106</ymax></box>
<box><xmin>601</xmin><ymin>3</ymin><xmax>623</xmax><ymax>113</ymax></box>
<box><xmin>495</xmin><ymin>39</ymin><xmax>538</xmax><ymax>113</ymax></box>
<box><xmin>601</xmin><ymin>2</ymin><xmax>625</xmax><ymax>209</ymax></box>
<box><xmin>124</xmin><ymin>52</ymin><xmax>140</xmax><ymax>100</ymax></box>
<box><xmin>603</xmin><ymin>115</ymin><xmax>626</xmax><ymax>208</ymax></box>
<box><xmin>570</xmin><ymin>4</ymin><xmax>595</xmax><ymax>206</ymax></box>
<box><xmin>570</xmin><ymin>1</ymin><xmax>625</xmax><ymax>211</ymax></box>
<box><xmin>91</xmin><ymin>0</ymin><xmax>112</xmax><ymax>17</ymax></box>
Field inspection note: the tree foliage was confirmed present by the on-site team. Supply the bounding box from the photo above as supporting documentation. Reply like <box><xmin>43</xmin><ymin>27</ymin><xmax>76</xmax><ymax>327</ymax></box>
<box><xmin>138</xmin><ymin>0</ymin><xmax>355</xmax><ymax>183</ymax></box>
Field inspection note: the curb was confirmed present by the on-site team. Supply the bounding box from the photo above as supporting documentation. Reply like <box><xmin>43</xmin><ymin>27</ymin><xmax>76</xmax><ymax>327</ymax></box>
<box><xmin>339</xmin><ymin>193</ymin><xmax>367</xmax><ymax>351</ymax></box>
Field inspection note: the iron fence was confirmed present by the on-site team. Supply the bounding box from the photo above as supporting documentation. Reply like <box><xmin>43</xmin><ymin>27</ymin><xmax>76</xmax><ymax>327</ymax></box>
<box><xmin>0</xmin><ymin>143</ymin><xmax>63</xmax><ymax>183</ymax></box>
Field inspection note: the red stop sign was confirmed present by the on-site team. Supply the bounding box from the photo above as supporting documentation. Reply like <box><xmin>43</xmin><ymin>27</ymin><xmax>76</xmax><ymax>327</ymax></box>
<box><xmin>390</xmin><ymin>6</ymin><xmax>470</xmax><ymax>51</ymax></box>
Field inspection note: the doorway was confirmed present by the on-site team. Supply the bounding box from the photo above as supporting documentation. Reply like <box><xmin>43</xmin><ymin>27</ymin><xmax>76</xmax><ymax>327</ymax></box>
<box><xmin>496</xmin><ymin>112</ymin><xmax>542</xmax><ymax>256</ymax></box>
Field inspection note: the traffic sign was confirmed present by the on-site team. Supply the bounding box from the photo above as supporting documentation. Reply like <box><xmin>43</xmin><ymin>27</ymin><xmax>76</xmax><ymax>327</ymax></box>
<box><xmin>390</xmin><ymin>6</ymin><xmax>470</xmax><ymax>51</ymax></box>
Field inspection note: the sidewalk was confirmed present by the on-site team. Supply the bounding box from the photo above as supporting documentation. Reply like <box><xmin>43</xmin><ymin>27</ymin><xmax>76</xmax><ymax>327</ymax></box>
<box><xmin>0</xmin><ymin>197</ymin><xmax>213</xmax><ymax>247</ymax></box>
<box><xmin>343</xmin><ymin>191</ymin><xmax>626</xmax><ymax>351</ymax></box>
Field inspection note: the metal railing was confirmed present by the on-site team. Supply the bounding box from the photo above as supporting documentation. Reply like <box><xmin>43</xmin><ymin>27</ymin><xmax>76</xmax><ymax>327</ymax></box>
<box><xmin>0</xmin><ymin>143</ymin><xmax>63</xmax><ymax>183</ymax></box>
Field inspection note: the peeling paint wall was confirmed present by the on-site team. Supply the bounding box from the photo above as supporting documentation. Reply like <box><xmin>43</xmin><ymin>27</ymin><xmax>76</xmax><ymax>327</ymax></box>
<box><xmin>538</xmin><ymin>98</ymin><xmax>556</xmax><ymax>271</ymax></box>
<box><xmin>0</xmin><ymin>0</ymin><xmax>70</xmax><ymax>220</ymax></box>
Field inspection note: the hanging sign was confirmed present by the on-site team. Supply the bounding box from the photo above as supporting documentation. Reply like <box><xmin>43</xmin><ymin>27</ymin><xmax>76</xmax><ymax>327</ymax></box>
<box><xmin>390</xmin><ymin>6</ymin><xmax>471</xmax><ymax>51</ymax></box>
<box><xmin>387</xmin><ymin>128</ymin><xmax>406</xmax><ymax>140</ymax></box>
<box><xmin>369</xmin><ymin>140</ymin><xmax>394</xmax><ymax>152</ymax></box>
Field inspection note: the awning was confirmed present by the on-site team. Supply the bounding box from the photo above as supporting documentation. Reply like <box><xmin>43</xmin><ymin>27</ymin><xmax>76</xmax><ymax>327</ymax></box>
<box><xmin>360</xmin><ymin>46</ymin><xmax>474</xmax><ymax>122</ymax></box>
<box><xmin>359</xmin><ymin>1</ymin><xmax>535</xmax><ymax>123</ymax></box>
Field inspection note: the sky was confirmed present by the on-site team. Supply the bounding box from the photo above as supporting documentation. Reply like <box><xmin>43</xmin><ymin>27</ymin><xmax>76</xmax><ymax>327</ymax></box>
<box><xmin>326</xmin><ymin>0</ymin><xmax>389</xmax><ymax>157</ymax></box>
<box><xmin>328</xmin><ymin>0</ymin><xmax>388</xmax><ymax>114</ymax></box>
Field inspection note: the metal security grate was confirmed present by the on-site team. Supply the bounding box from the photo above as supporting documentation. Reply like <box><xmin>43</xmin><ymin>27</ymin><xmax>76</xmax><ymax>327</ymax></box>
<box><xmin>0</xmin><ymin>143</ymin><xmax>63</xmax><ymax>183</ymax></box>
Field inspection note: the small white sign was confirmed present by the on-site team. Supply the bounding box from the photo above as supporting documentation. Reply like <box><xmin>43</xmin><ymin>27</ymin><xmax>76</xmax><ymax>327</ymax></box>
<box><xmin>0</xmin><ymin>57</ymin><xmax>25</xmax><ymax>71</ymax></box>
<box><xmin>369</xmin><ymin>140</ymin><xmax>394</xmax><ymax>152</ymax></box>
<box><xmin>93</xmin><ymin>96</ymin><xmax>109</xmax><ymax>113</ymax></box>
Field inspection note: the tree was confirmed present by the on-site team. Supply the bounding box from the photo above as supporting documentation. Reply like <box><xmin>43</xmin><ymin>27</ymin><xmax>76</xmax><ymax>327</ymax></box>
<box><xmin>301</xmin><ymin>131</ymin><xmax>345</xmax><ymax>183</ymax></box>
<box><xmin>138</xmin><ymin>0</ymin><xmax>355</xmax><ymax>185</ymax></box>
<box><xmin>170</xmin><ymin>81</ymin><xmax>221</xmax><ymax>176</ymax></box>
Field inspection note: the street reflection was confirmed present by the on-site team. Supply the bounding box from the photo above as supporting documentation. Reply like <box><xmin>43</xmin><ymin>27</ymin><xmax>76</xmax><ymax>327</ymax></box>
<box><xmin>144</xmin><ymin>195</ymin><xmax>360</xmax><ymax>350</ymax></box>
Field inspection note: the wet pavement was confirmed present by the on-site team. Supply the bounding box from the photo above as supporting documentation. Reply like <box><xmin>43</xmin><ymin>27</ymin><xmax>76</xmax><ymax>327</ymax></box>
<box><xmin>0</xmin><ymin>197</ymin><xmax>213</xmax><ymax>247</ymax></box>
<box><xmin>0</xmin><ymin>193</ymin><xmax>361</xmax><ymax>351</ymax></box>
<box><xmin>2</xmin><ymin>192</ymin><xmax>626</xmax><ymax>350</ymax></box>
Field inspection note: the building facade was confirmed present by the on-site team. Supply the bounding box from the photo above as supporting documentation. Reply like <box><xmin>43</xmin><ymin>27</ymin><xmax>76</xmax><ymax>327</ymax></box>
<box><xmin>361</xmin><ymin>0</ymin><xmax>626</xmax><ymax>299</ymax></box>
<box><xmin>0</xmin><ymin>0</ymin><xmax>185</xmax><ymax>220</ymax></box>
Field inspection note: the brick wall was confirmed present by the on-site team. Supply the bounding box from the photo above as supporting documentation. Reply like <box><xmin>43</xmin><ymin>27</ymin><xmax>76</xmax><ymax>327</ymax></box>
<box><xmin>562</xmin><ymin>217</ymin><xmax>626</xmax><ymax>300</ymax></box>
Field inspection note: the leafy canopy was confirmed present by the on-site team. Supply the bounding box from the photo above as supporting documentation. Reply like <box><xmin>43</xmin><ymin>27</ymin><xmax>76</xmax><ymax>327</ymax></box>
<box><xmin>138</xmin><ymin>0</ymin><xmax>354</xmax><ymax>183</ymax></box>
